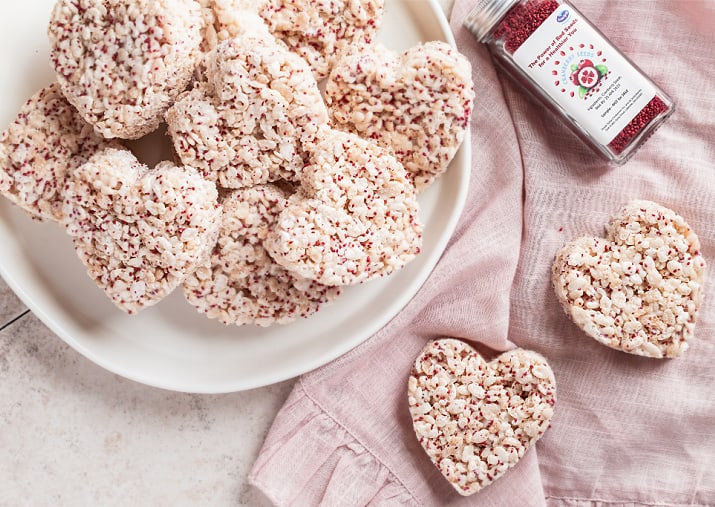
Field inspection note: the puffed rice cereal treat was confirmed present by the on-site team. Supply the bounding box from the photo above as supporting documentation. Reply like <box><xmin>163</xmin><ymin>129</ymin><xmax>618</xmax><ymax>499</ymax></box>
<box><xmin>408</xmin><ymin>339</ymin><xmax>556</xmax><ymax>496</ymax></box>
<box><xmin>184</xmin><ymin>184</ymin><xmax>341</xmax><ymax>326</ymax></box>
<box><xmin>552</xmin><ymin>200</ymin><xmax>706</xmax><ymax>358</ymax></box>
<box><xmin>258</xmin><ymin>0</ymin><xmax>384</xmax><ymax>80</ymax></box>
<box><xmin>0</xmin><ymin>83</ymin><xmax>117</xmax><ymax>222</ymax></box>
<box><xmin>48</xmin><ymin>0</ymin><xmax>204</xmax><ymax>139</ymax></box>
<box><xmin>198</xmin><ymin>0</ymin><xmax>270</xmax><ymax>51</ymax></box>
<box><xmin>325</xmin><ymin>41</ymin><xmax>474</xmax><ymax>192</ymax></box>
<box><xmin>166</xmin><ymin>34</ymin><xmax>328</xmax><ymax>189</ymax></box>
<box><xmin>264</xmin><ymin>127</ymin><xmax>422</xmax><ymax>286</ymax></box>
<box><xmin>63</xmin><ymin>147</ymin><xmax>221</xmax><ymax>314</ymax></box>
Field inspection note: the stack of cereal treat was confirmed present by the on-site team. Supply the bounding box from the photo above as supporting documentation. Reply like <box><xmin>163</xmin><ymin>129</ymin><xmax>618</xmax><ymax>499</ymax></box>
<box><xmin>0</xmin><ymin>0</ymin><xmax>474</xmax><ymax>326</ymax></box>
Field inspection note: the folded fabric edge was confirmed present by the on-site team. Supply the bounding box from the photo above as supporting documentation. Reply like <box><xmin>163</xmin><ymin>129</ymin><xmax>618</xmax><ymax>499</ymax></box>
<box><xmin>545</xmin><ymin>496</ymin><xmax>709</xmax><ymax>507</ymax></box>
<box><xmin>248</xmin><ymin>380</ymin><xmax>419</xmax><ymax>506</ymax></box>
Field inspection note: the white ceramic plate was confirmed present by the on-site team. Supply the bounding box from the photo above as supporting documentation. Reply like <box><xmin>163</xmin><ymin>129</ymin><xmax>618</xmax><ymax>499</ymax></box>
<box><xmin>0</xmin><ymin>0</ymin><xmax>469</xmax><ymax>393</ymax></box>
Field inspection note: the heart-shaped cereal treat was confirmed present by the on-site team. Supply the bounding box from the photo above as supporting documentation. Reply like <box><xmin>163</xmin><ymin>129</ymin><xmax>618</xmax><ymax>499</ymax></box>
<box><xmin>264</xmin><ymin>126</ymin><xmax>422</xmax><ymax>286</ymax></box>
<box><xmin>183</xmin><ymin>184</ymin><xmax>341</xmax><ymax>326</ymax></box>
<box><xmin>48</xmin><ymin>0</ymin><xmax>203</xmax><ymax>139</ymax></box>
<box><xmin>552</xmin><ymin>200</ymin><xmax>706</xmax><ymax>358</ymax></box>
<box><xmin>408</xmin><ymin>339</ymin><xmax>556</xmax><ymax>496</ymax></box>
<box><xmin>63</xmin><ymin>148</ymin><xmax>221</xmax><ymax>314</ymax></box>
<box><xmin>325</xmin><ymin>41</ymin><xmax>474</xmax><ymax>191</ymax></box>
<box><xmin>0</xmin><ymin>83</ymin><xmax>117</xmax><ymax>222</ymax></box>
<box><xmin>166</xmin><ymin>34</ymin><xmax>327</xmax><ymax>189</ymax></box>
<box><xmin>258</xmin><ymin>0</ymin><xmax>385</xmax><ymax>80</ymax></box>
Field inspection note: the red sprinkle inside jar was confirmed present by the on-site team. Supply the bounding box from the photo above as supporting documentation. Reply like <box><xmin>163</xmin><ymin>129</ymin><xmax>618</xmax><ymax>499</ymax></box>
<box><xmin>465</xmin><ymin>0</ymin><xmax>674</xmax><ymax>164</ymax></box>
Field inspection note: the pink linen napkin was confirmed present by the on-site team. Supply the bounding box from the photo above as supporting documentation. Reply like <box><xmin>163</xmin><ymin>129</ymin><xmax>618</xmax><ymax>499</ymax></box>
<box><xmin>249</xmin><ymin>1</ymin><xmax>715</xmax><ymax>505</ymax></box>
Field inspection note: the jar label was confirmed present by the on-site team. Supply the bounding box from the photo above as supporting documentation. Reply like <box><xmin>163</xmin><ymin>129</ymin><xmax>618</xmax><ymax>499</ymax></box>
<box><xmin>512</xmin><ymin>4</ymin><xmax>656</xmax><ymax>146</ymax></box>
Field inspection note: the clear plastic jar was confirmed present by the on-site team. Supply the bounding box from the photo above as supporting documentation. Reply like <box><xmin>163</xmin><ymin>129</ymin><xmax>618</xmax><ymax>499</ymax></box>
<box><xmin>464</xmin><ymin>0</ymin><xmax>674</xmax><ymax>164</ymax></box>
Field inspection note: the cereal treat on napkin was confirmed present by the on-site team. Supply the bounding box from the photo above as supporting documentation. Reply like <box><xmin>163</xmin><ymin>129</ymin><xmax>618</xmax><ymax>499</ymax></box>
<box><xmin>166</xmin><ymin>34</ymin><xmax>328</xmax><ymax>189</ymax></box>
<box><xmin>325</xmin><ymin>41</ymin><xmax>474</xmax><ymax>192</ymax></box>
<box><xmin>0</xmin><ymin>83</ymin><xmax>118</xmax><ymax>222</ymax></box>
<box><xmin>552</xmin><ymin>200</ymin><xmax>706</xmax><ymax>358</ymax></box>
<box><xmin>48</xmin><ymin>0</ymin><xmax>204</xmax><ymax>139</ymax></box>
<box><xmin>63</xmin><ymin>148</ymin><xmax>221</xmax><ymax>314</ymax></box>
<box><xmin>184</xmin><ymin>184</ymin><xmax>341</xmax><ymax>326</ymax></box>
<box><xmin>408</xmin><ymin>339</ymin><xmax>556</xmax><ymax>496</ymax></box>
<box><xmin>258</xmin><ymin>0</ymin><xmax>384</xmax><ymax>80</ymax></box>
<box><xmin>264</xmin><ymin>127</ymin><xmax>422</xmax><ymax>286</ymax></box>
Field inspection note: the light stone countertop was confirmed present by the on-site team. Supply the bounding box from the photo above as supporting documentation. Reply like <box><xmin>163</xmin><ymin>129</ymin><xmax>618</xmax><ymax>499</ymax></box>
<box><xmin>0</xmin><ymin>1</ymin><xmax>456</xmax><ymax>505</ymax></box>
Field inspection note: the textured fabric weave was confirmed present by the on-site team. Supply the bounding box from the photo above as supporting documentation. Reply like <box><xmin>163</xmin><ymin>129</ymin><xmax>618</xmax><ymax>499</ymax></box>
<box><xmin>250</xmin><ymin>1</ymin><xmax>715</xmax><ymax>505</ymax></box>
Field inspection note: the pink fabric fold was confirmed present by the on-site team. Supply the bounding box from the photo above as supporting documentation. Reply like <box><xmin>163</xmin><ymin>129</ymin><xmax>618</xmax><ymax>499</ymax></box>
<box><xmin>250</xmin><ymin>0</ymin><xmax>715</xmax><ymax>505</ymax></box>
<box><xmin>250</xmin><ymin>384</ymin><xmax>418</xmax><ymax>506</ymax></box>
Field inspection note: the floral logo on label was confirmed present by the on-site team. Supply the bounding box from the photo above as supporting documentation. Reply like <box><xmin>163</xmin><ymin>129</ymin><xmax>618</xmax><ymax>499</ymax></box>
<box><xmin>552</xmin><ymin>43</ymin><xmax>610</xmax><ymax>100</ymax></box>
<box><xmin>569</xmin><ymin>59</ymin><xmax>608</xmax><ymax>99</ymax></box>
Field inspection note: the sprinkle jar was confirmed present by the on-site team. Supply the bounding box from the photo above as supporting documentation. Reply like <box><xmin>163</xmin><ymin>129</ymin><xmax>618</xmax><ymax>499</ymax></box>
<box><xmin>464</xmin><ymin>0</ymin><xmax>674</xmax><ymax>164</ymax></box>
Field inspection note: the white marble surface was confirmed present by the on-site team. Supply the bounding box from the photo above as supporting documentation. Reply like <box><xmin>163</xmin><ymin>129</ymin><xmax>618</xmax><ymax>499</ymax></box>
<box><xmin>0</xmin><ymin>288</ymin><xmax>292</xmax><ymax>505</ymax></box>
<box><xmin>0</xmin><ymin>1</ymin><xmax>455</xmax><ymax>505</ymax></box>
